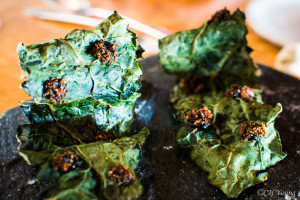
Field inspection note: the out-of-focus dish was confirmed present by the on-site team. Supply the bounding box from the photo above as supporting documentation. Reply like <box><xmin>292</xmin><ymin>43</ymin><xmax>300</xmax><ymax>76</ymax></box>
<box><xmin>246</xmin><ymin>0</ymin><xmax>300</xmax><ymax>46</ymax></box>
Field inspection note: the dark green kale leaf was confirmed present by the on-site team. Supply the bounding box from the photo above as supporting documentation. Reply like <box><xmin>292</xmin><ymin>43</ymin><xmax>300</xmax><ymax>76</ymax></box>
<box><xmin>176</xmin><ymin>98</ymin><xmax>286</xmax><ymax>198</ymax></box>
<box><xmin>18</xmin><ymin>11</ymin><xmax>144</xmax><ymax>136</ymax></box>
<box><xmin>171</xmin><ymin>86</ymin><xmax>286</xmax><ymax>198</ymax></box>
<box><xmin>160</xmin><ymin>8</ymin><xmax>260</xmax><ymax>106</ymax></box>
<box><xmin>169</xmin><ymin>83</ymin><xmax>262</xmax><ymax>123</ymax></box>
<box><xmin>159</xmin><ymin>8</ymin><xmax>286</xmax><ymax>198</ymax></box>
<box><xmin>159</xmin><ymin>9</ymin><xmax>256</xmax><ymax>80</ymax></box>
<box><xmin>17</xmin><ymin>11</ymin><xmax>143</xmax><ymax>104</ymax></box>
<box><xmin>16</xmin><ymin>11</ymin><xmax>149</xmax><ymax>200</ymax></box>
<box><xmin>17</xmin><ymin>121</ymin><xmax>150</xmax><ymax>200</ymax></box>
<box><xmin>21</xmin><ymin>97</ymin><xmax>136</xmax><ymax>137</ymax></box>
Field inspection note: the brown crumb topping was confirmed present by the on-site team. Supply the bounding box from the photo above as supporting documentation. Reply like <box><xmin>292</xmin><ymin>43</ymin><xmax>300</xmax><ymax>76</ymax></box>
<box><xmin>225</xmin><ymin>84</ymin><xmax>255</xmax><ymax>101</ymax></box>
<box><xmin>52</xmin><ymin>151</ymin><xmax>78</xmax><ymax>172</ymax></box>
<box><xmin>42</xmin><ymin>78</ymin><xmax>69</xmax><ymax>103</ymax></box>
<box><xmin>211</xmin><ymin>8</ymin><xmax>232</xmax><ymax>22</ymax></box>
<box><xmin>94</xmin><ymin>40</ymin><xmax>119</xmax><ymax>63</ymax></box>
<box><xmin>181</xmin><ymin>76</ymin><xmax>205</xmax><ymax>94</ymax></box>
<box><xmin>185</xmin><ymin>106</ymin><xmax>213</xmax><ymax>129</ymax></box>
<box><xmin>92</xmin><ymin>130</ymin><xmax>119</xmax><ymax>142</ymax></box>
<box><xmin>239</xmin><ymin>122</ymin><xmax>267</xmax><ymax>141</ymax></box>
<box><xmin>107</xmin><ymin>164</ymin><xmax>135</xmax><ymax>186</ymax></box>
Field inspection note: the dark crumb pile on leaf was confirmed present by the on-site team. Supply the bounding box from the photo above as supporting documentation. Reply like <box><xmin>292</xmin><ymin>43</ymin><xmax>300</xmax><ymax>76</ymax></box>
<box><xmin>181</xmin><ymin>76</ymin><xmax>205</xmax><ymax>94</ymax></box>
<box><xmin>92</xmin><ymin>130</ymin><xmax>119</xmax><ymax>142</ymax></box>
<box><xmin>94</xmin><ymin>40</ymin><xmax>119</xmax><ymax>63</ymax></box>
<box><xmin>239</xmin><ymin>122</ymin><xmax>268</xmax><ymax>141</ymax></box>
<box><xmin>211</xmin><ymin>8</ymin><xmax>232</xmax><ymax>22</ymax></box>
<box><xmin>107</xmin><ymin>164</ymin><xmax>135</xmax><ymax>186</ymax></box>
<box><xmin>225</xmin><ymin>84</ymin><xmax>254</xmax><ymax>101</ymax></box>
<box><xmin>52</xmin><ymin>151</ymin><xmax>78</xmax><ymax>172</ymax></box>
<box><xmin>185</xmin><ymin>106</ymin><xmax>213</xmax><ymax>129</ymax></box>
<box><xmin>42</xmin><ymin>78</ymin><xmax>69</xmax><ymax>103</ymax></box>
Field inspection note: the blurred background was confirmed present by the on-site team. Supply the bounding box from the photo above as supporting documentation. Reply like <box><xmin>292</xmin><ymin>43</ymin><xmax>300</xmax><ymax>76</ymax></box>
<box><xmin>0</xmin><ymin>0</ymin><xmax>299</xmax><ymax>114</ymax></box>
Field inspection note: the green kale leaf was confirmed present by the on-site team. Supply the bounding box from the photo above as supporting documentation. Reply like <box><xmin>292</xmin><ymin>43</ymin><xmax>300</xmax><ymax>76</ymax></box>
<box><xmin>17</xmin><ymin>11</ymin><xmax>143</xmax><ymax>104</ymax></box>
<box><xmin>18</xmin><ymin>11</ymin><xmax>144</xmax><ymax>136</ymax></box>
<box><xmin>17</xmin><ymin>121</ymin><xmax>150</xmax><ymax>200</ymax></box>
<box><xmin>21</xmin><ymin>97</ymin><xmax>136</xmax><ymax>137</ymax></box>
<box><xmin>176</xmin><ymin>98</ymin><xmax>286</xmax><ymax>198</ymax></box>
<box><xmin>159</xmin><ymin>8</ymin><xmax>286</xmax><ymax>198</ymax></box>
<box><xmin>16</xmin><ymin>11</ymin><xmax>149</xmax><ymax>200</ymax></box>
<box><xmin>159</xmin><ymin>9</ymin><xmax>256</xmax><ymax>80</ymax></box>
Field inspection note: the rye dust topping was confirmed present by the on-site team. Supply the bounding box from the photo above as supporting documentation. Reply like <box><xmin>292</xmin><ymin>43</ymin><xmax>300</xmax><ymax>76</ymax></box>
<box><xmin>92</xmin><ymin>130</ymin><xmax>119</xmax><ymax>142</ymax></box>
<box><xmin>239</xmin><ymin>122</ymin><xmax>268</xmax><ymax>141</ymax></box>
<box><xmin>186</xmin><ymin>106</ymin><xmax>214</xmax><ymax>129</ymax></box>
<box><xmin>52</xmin><ymin>151</ymin><xmax>78</xmax><ymax>172</ymax></box>
<box><xmin>225</xmin><ymin>84</ymin><xmax>255</xmax><ymax>101</ymax></box>
<box><xmin>42</xmin><ymin>78</ymin><xmax>69</xmax><ymax>103</ymax></box>
<box><xmin>107</xmin><ymin>164</ymin><xmax>135</xmax><ymax>186</ymax></box>
<box><xmin>211</xmin><ymin>8</ymin><xmax>232</xmax><ymax>22</ymax></box>
<box><xmin>94</xmin><ymin>40</ymin><xmax>119</xmax><ymax>63</ymax></box>
<box><xmin>181</xmin><ymin>76</ymin><xmax>205</xmax><ymax>94</ymax></box>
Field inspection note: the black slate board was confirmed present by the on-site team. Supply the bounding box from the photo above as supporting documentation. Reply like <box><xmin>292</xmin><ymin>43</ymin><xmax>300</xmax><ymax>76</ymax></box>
<box><xmin>0</xmin><ymin>56</ymin><xmax>299</xmax><ymax>200</ymax></box>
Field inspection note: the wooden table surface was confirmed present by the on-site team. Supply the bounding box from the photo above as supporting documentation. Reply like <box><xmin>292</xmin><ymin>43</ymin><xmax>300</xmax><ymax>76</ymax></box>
<box><xmin>0</xmin><ymin>0</ymin><xmax>281</xmax><ymax>114</ymax></box>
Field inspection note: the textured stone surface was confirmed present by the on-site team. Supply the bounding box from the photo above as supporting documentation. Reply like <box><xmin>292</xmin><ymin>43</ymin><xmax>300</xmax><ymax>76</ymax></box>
<box><xmin>1</xmin><ymin>56</ymin><xmax>299</xmax><ymax>200</ymax></box>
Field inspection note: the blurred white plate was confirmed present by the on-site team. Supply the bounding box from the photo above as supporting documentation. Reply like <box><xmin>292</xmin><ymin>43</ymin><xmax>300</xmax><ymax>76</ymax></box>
<box><xmin>246</xmin><ymin>0</ymin><xmax>300</xmax><ymax>46</ymax></box>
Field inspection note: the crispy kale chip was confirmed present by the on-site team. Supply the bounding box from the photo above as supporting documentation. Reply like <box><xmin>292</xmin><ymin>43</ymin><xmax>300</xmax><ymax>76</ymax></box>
<box><xmin>17</xmin><ymin>123</ymin><xmax>149</xmax><ymax>200</ymax></box>
<box><xmin>18</xmin><ymin>11</ymin><xmax>143</xmax><ymax>104</ymax></box>
<box><xmin>18</xmin><ymin>11</ymin><xmax>144</xmax><ymax>136</ymax></box>
<box><xmin>16</xmin><ymin>11</ymin><xmax>149</xmax><ymax>200</ymax></box>
<box><xmin>176</xmin><ymin>98</ymin><xmax>286</xmax><ymax>198</ymax></box>
<box><xmin>159</xmin><ymin>9</ymin><xmax>257</xmax><ymax>81</ymax></box>
<box><xmin>159</xmin><ymin>8</ymin><xmax>286</xmax><ymax>198</ymax></box>
<box><xmin>21</xmin><ymin>97</ymin><xmax>135</xmax><ymax>137</ymax></box>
